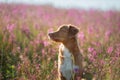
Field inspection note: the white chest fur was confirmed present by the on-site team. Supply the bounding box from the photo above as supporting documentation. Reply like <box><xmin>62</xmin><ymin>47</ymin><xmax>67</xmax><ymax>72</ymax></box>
<box><xmin>59</xmin><ymin>45</ymin><xmax>73</xmax><ymax>80</ymax></box>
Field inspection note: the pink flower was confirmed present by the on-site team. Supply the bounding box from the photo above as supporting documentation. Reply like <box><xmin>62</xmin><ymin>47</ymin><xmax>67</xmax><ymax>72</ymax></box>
<box><xmin>43</xmin><ymin>41</ymin><xmax>49</xmax><ymax>47</ymax></box>
<box><xmin>21</xmin><ymin>26</ymin><xmax>31</xmax><ymax>39</ymax></box>
<box><xmin>21</xmin><ymin>26</ymin><xmax>30</xmax><ymax>35</ymax></box>
<box><xmin>88</xmin><ymin>47</ymin><xmax>94</xmax><ymax>53</ymax></box>
<box><xmin>6</xmin><ymin>24</ymin><xmax>16</xmax><ymax>33</ymax></box>
<box><xmin>92</xmin><ymin>41</ymin><xmax>101</xmax><ymax>46</ymax></box>
<box><xmin>87</xmin><ymin>26</ymin><xmax>94</xmax><ymax>34</ymax></box>
<box><xmin>100</xmin><ymin>60</ymin><xmax>105</xmax><ymax>65</ymax></box>
<box><xmin>9</xmin><ymin>33</ymin><xmax>15</xmax><ymax>43</ymax></box>
<box><xmin>105</xmin><ymin>30</ymin><xmax>112</xmax><ymax>41</ymax></box>
<box><xmin>48</xmin><ymin>28</ymin><xmax>53</xmax><ymax>33</ymax></box>
<box><xmin>34</xmin><ymin>23</ymin><xmax>40</xmax><ymax>29</ymax></box>
<box><xmin>92</xmin><ymin>50</ymin><xmax>97</xmax><ymax>58</ymax></box>
<box><xmin>35</xmin><ymin>39</ymin><xmax>40</xmax><ymax>44</ymax></box>
<box><xmin>107</xmin><ymin>46</ymin><xmax>113</xmax><ymax>54</ymax></box>
<box><xmin>88</xmin><ymin>54</ymin><xmax>95</xmax><ymax>62</ymax></box>
<box><xmin>105</xmin><ymin>30</ymin><xmax>111</xmax><ymax>37</ymax></box>
<box><xmin>42</xmin><ymin>49</ymin><xmax>46</xmax><ymax>57</ymax></box>
<box><xmin>78</xmin><ymin>32</ymin><xmax>85</xmax><ymax>41</ymax></box>
<box><xmin>76</xmin><ymin>77</ymin><xmax>81</xmax><ymax>80</ymax></box>
<box><xmin>115</xmin><ymin>45</ymin><xmax>120</xmax><ymax>57</ymax></box>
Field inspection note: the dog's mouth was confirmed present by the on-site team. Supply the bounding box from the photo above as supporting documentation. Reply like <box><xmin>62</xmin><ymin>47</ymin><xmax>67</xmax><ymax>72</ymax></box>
<box><xmin>48</xmin><ymin>33</ymin><xmax>60</xmax><ymax>42</ymax></box>
<box><xmin>52</xmin><ymin>38</ymin><xmax>60</xmax><ymax>42</ymax></box>
<box><xmin>49</xmin><ymin>37</ymin><xmax>60</xmax><ymax>42</ymax></box>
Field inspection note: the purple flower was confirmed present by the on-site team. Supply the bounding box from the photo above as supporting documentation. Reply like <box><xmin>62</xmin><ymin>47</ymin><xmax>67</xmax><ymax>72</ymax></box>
<box><xmin>73</xmin><ymin>66</ymin><xmax>79</xmax><ymax>73</ymax></box>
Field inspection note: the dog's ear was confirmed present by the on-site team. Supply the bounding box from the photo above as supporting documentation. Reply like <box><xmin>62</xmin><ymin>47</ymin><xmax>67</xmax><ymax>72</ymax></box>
<box><xmin>69</xmin><ymin>25</ymin><xmax>79</xmax><ymax>38</ymax></box>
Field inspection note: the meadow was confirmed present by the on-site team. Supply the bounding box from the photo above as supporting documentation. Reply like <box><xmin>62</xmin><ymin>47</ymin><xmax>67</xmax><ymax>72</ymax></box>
<box><xmin>0</xmin><ymin>3</ymin><xmax>120</xmax><ymax>80</ymax></box>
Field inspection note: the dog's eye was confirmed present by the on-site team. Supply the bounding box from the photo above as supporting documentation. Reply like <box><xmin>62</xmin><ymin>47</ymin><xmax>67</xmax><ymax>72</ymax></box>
<box><xmin>60</xmin><ymin>27</ymin><xmax>65</xmax><ymax>30</ymax></box>
<box><xmin>60</xmin><ymin>26</ymin><xmax>68</xmax><ymax>32</ymax></box>
<box><xmin>61</xmin><ymin>29</ymin><xmax>67</xmax><ymax>32</ymax></box>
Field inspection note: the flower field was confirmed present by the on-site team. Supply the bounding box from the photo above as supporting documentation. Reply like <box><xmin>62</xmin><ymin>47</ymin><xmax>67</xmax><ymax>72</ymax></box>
<box><xmin>0</xmin><ymin>3</ymin><xmax>120</xmax><ymax>80</ymax></box>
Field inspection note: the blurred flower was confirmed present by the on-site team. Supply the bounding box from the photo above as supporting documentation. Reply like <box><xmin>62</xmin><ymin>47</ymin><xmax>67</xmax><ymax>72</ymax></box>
<box><xmin>77</xmin><ymin>77</ymin><xmax>81</xmax><ymax>80</ymax></box>
<box><xmin>110</xmin><ymin>57</ymin><xmax>118</xmax><ymax>64</ymax></box>
<box><xmin>115</xmin><ymin>44</ymin><xmax>120</xmax><ymax>57</ymax></box>
<box><xmin>42</xmin><ymin>49</ymin><xmax>46</xmax><ymax>57</ymax></box>
<box><xmin>17</xmin><ymin>64</ymin><xmax>21</xmax><ymax>71</ymax></box>
<box><xmin>21</xmin><ymin>26</ymin><xmax>30</xmax><ymax>35</ymax></box>
<box><xmin>105</xmin><ymin>30</ymin><xmax>112</xmax><ymax>41</ymax></box>
<box><xmin>88</xmin><ymin>47</ymin><xmax>94</xmax><ymax>53</ymax></box>
<box><xmin>9</xmin><ymin>33</ymin><xmax>16</xmax><ymax>43</ymax></box>
<box><xmin>42</xmin><ymin>49</ymin><xmax>45</xmax><ymax>54</ymax></box>
<box><xmin>30</xmin><ymin>75</ymin><xmax>36</xmax><ymax>80</ymax></box>
<box><xmin>115</xmin><ymin>52</ymin><xmax>120</xmax><ymax>57</ymax></box>
<box><xmin>16</xmin><ymin>46</ymin><xmax>21</xmax><ymax>53</ymax></box>
<box><xmin>100</xmin><ymin>59</ymin><xmax>105</xmax><ymax>65</ymax></box>
<box><xmin>48</xmin><ymin>28</ymin><xmax>53</xmax><ymax>33</ymax></box>
<box><xmin>17</xmin><ymin>46</ymin><xmax>20</xmax><ymax>50</ymax></box>
<box><xmin>105</xmin><ymin>30</ymin><xmax>111</xmax><ymax>37</ymax></box>
<box><xmin>107</xmin><ymin>46</ymin><xmax>113</xmax><ymax>54</ymax></box>
<box><xmin>88</xmin><ymin>47</ymin><xmax>97</xmax><ymax>62</ymax></box>
<box><xmin>78</xmin><ymin>32</ymin><xmax>85</xmax><ymax>41</ymax></box>
<box><xmin>19</xmin><ymin>55</ymin><xmax>23</xmax><ymax>60</ymax></box>
<box><xmin>35</xmin><ymin>39</ymin><xmax>40</xmax><ymax>44</ymax></box>
<box><xmin>92</xmin><ymin>50</ymin><xmax>97</xmax><ymax>58</ymax></box>
<box><xmin>21</xmin><ymin>26</ymin><xmax>32</xmax><ymax>39</ymax></box>
<box><xmin>24</xmin><ymin>47</ymin><xmax>29</xmax><ymax>53</ymax></box>
<box><xmin>6</xmin><ymin>24</ymin><xmax>16</xmax><ymax>33</ymax></box>
<box><xmin>34</xmin><ymin>23</ymin><xmax>40</xmax><ymax>30</ymax></box>
<box><xmin>36</xmin><ymin>64</ymin><xmax>40</xmax><ymax>70</ymax></box>
<box><xmin>88</xmin><ymin>26</ymin><xmax>94</xmax><ymax>34</ymax></box>
<box><xmin>92</xmin><ymin>41</ymin><xmax>101</xmax><ymax>46</ymax></box>
<box><xmin>88</xmin><ymin>54</ymin><xmax>95</xmax><ymax>62</ymax></box>
<box><xmin>43</xmin><ymin>41</ymin><xmax>49</xmax><ymax>47</ymax></box>
<box><xmin>73</xmin><ymin>66</ymin><xmax>79</xmax><ymax>73</ymax></box>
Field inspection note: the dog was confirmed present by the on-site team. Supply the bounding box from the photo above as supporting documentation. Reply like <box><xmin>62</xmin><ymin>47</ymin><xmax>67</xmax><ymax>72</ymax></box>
<box><xmin>48</xmin><ymin>24</ymin><xmax>83</xmax><ymax>80</ymax></box>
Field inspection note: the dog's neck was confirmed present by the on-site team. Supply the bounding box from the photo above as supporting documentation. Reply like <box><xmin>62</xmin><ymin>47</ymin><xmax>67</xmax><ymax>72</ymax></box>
<box><xmin>63</xmin><ymin>36</ymin><xmax>80</xmax><ymax>56</ymax></box>
<box><xmin>62</xmin><ymin>36</ymin><xmax>83</xmax><ymax>67</ymax></box>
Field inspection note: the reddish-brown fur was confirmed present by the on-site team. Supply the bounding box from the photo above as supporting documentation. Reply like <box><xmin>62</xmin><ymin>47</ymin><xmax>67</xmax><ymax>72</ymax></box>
<box><xmin>48</xmin><ymin>24</ymin><xmax>83</xmax><ymax>80</ymax></box>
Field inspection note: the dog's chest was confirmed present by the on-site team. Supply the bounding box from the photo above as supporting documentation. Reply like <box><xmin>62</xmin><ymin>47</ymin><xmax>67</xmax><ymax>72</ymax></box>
<box><xmin>60</xmin><ymin>45</ymin><xmax>74</xmax><ymax>80</ymax></box>
<box><xmin>62</xmin><ymin>46</ymin><xmax>73</xmax><ymax>67</ymax></box>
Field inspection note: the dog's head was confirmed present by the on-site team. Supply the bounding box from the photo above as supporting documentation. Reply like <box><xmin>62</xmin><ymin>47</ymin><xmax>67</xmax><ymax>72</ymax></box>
<box><xmin>48</xmin><ymin>24</ymin><xmax>79</xmax><ymax>42</ymax></box>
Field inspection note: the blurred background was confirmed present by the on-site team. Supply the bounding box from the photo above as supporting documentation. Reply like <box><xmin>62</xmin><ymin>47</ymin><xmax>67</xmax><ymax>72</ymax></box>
<box><xmin>0</xmin><ymin>0</ymin><xmax>120</xmax><ymax>10</ymax></box>
<box><xmin>0</xmin><ymin>0</ymin><xmax>120</xmax><ymax>80</ymax></box>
